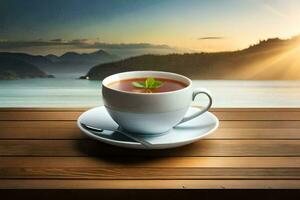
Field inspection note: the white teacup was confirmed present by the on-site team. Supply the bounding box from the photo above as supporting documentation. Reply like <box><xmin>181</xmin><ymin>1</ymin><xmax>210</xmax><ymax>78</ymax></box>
<box><xmin>102</xmin><ymin>71</ymin><xmax>212</xmax><ymax>134</ymax></box>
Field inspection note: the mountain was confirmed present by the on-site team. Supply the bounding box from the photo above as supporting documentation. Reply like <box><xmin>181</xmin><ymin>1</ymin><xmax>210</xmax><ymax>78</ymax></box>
<box><xmin>0</xmin><ymin>56</ymin><xmax>51</xmax><ymax>80</ymax></box>
<box><xmin>45</xmin><ymin>54</ymin><xmax>60</xmax><ymax>62</ymax></box>
<box><xmin>48</xmin><ymin>50</ymin><xmax>119</xmax><ymax>75</ymax></box>
<box><xmin>54</xmin><ymin>50</ymin><xmax>119</xmax><ymax>73</ymax></box>
<box><xmin>0</xmin><ymin>50</ymin><xmax>120</xmax><ymax>76</ymax></box>
<box><xmin>85</xmin><ymin>36</ymin><xmax>300</xmax><ymax>80</ymax></box>
<box><xmin>0</xmin><ymin>52</ymin><xmax>53</xmax><ymax>68</ymax></box>
<box><xmin>0</xmin><ymin>52</ymin><xmax>60</xmax><ymax>77</ymax></box>
<box><xmin>59</xmin><ymin>50</ymin><xmax>118</xmax><ymax>63</ymax></box>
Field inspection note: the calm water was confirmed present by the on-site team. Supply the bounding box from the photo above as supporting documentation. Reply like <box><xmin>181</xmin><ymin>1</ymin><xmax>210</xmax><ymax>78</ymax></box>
<box><xmin>0</xmin><ymin>78</ymin><xmax>300</xmax><ymax>107</ymax></box>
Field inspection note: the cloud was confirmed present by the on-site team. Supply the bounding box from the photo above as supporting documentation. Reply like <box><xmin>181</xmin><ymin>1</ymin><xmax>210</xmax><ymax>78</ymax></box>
<box><xmin>0</xmin><ymin>39</ymin><xmax>173</xmax><ymax>50</ymax></box>
<box><xmin>69</xmin><ymin>38</ymin><xmax>90</xmax><ymax>44</ymax></box>
<box><xmin>198</xmin><ymin>36</ymin><xmax>225</xmax><ymax>40</ymax></box>
<box><xmin>0</xmin><ymin>40</ymin><xmax>65</xmax><ymax>48</ymax></box>
<box><xmin>85</xmin><ymin>42</ymin><xmax>172</xmax><ymax>50</ymax></box>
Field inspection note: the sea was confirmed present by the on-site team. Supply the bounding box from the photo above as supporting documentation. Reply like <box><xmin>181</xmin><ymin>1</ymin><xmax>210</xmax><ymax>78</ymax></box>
<box><xmin>0</xmin><ymin>74</ymin><xmax>300</xmax><ymax>108</ymax></box>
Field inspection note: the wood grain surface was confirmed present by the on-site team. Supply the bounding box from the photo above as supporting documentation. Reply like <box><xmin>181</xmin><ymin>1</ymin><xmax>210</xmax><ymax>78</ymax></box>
<box><xmin>1</xmin><ymin>108</ymin><xmax>300</xmax><ymax>191</ymax></box>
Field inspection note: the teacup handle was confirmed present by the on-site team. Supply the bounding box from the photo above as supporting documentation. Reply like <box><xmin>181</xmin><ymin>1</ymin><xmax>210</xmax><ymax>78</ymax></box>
<box><xmin>177</xmin><ymin>88</ymin><xmax>212</xmax><ymax>125</ymax></box>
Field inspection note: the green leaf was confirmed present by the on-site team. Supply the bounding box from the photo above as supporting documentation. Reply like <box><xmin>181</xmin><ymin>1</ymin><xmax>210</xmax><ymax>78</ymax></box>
<box><xmin>132</xmin><ymin>82</ymin><xmax>145</xmax><ymax>88</ymax></box>
<box><xmin>150</xmin><ymin>80</ymin><xmax>163</xmax><ymax>88</ymax></box>
<box><xmin>145</xmin><ymin>77</ymin><xmax>155</xmax><ymax>88</ymax></box>
<box><xmin>132</xmin><ymin>77</ymin><xmax>164</xmax><ymax>89</ymax></box>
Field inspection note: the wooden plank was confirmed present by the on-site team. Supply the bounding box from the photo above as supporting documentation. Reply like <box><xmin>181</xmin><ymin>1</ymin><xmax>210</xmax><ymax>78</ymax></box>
<box><xmin>214</xmin><ymin>111</ymin><xmax>300</xmax><ymax>121</ymax></box>
<box><xmin>0</xmin><ymin>108</ymin><xmax>88</xmax><ymax>112</ymax></box>
<box><xmin>1</xmin><ymin>179</ymin><xmax>300</xmax><ymax>189</ymax></box>
<box><xmin>1</xmin><ymin>121</ymin><xmax>300</xmax><ymax>140</ymax></box>
<box><xmin>1</xmin><ymin>157</ymin><xmax>300</xmax><ymax>180</ymax></box>
<box><xmin>12</xmin><ymin>127</ymin><xmax>300</xmax><ymax>140</ymax></box>
<box><xmin>0</xmin><ymin>111</ymin><xmax>82</xmax><ymax>121</ymax></box>
<box><xmin>0</xmin><ymin>121</ymin><xmax>75</xmax><ymax>128</ymax></box>
<box><xmin>213</xmin><ymin>108</ymin><xmax>300</xmax><ymax>112</ymax></box>
<box><xmin>2</xmin><ymin>108</ymin><xmax>300</xmax><ymax>121</ymax></box>
<box><xmin>2</xmin><ymin>120</ymin><xmax>300</xmax><ymax>129</ymax></box>
<box><xmin>1</xmin><ymin>157</ymin><xmax>300</xmax><ymax>168</ymax></box>
<box><xmin>210</xmin><ymin>128</ymin><xmax>300</xmax><ymax>139</ymax></box>
<box><xmin>2</xmin><ymin>108</ymin><xmax>300</xmax><ymax>112</ymax></box>
<box><xmin>0</xmin><ymin>122</ymin><xmax>83</xmax><ymax>139</ymax></box>
<box><xmin>2</xmin><ymin>127</ymin><xmax>300</xmax><ymax>140</ymax></box>
<box><xmin>220</xmin><ymin>120</ymin><xmax>300</xmax><ymax>128</ymax></box>
<box><xmin>1</xmin><ymin>167</ymin><xmax>300</xmax><ymax>180</ymax></box>
<box><xmin>1</xmin><ymin>140</ymin><xmax>300</xmax><ymax>157</ymax></box>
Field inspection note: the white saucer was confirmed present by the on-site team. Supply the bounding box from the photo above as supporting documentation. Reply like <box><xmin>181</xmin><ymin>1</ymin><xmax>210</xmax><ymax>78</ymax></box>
<box><xmin>77</xmin><ymin>106</ymin><xmax>219</xmax><ymax>149</ymax></box>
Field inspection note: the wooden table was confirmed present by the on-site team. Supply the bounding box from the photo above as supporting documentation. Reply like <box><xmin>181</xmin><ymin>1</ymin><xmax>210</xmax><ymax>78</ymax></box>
<box><xmin>1</xmin><ymin>108</ymin><xmax>300</xmax><ymax>198</ymax></box>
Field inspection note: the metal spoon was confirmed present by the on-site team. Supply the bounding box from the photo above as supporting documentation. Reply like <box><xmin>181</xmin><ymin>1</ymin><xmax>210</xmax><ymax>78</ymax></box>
<box><xmin>80</xmin><ymin>122</ymin><xmax>153</xmax><ymax>148</ymax></box>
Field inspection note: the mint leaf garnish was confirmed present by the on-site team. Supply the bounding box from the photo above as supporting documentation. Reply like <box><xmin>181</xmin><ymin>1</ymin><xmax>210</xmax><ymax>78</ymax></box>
<box><xmin>132</xmin><ymin>77</ymin><xmax>163</xmax><ymax>89</ymax></box>
<box><xmin>151</xmin><ymin>80</ymin><xmax>163</xmax><ymax>88</ymax></box>
<box><xmin>145</xmin><ymin>77</ymin><xmax>155</xmax><ymax>88</ymax></box>
<box><xmin>132</xmin><ymin>82</ymin><xmax>145</xmax><ymax>88</ymax></box>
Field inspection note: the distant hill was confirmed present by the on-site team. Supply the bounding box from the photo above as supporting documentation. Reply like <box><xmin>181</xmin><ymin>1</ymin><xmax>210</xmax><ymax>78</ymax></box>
<box><xmin>45</xmin><ymin>54</ymin><xmax>60</xmax><ymax>62</ymax></box>
<box><xmin>59</xmin><ymin>50</ymin><xmax>118</xmax><ymax>63</ymax></box>
<box><xmin>0</xmin><ymin>52</ymin><xmax>53</xmax><ymax>68</ymax></box>
<box><xmin>85</xmin><ymin>36</ymin><xmax>300</xmax><ymax>80</ymax></box>
<box><xmin>0</xmin><ymin>50</ymin><xmax>120</xmax><ymax>76</ymax></box>
<box><xmin>0</xmin><ymin>56</ymin><xmax>51</xmax><ymax>80</ymax></box>
<box><xmin>44</xmin><ymin>50</ymin><xmax>119</xmax><ymax>74</ymax></box>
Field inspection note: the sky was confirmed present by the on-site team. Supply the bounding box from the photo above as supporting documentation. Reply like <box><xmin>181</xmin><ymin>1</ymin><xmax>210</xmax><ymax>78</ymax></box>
<box><xmin>0</xmin><ymin>0</ymin><xmax>300</xmax><ymax>55</ymax></box>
